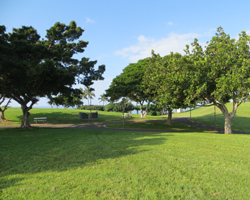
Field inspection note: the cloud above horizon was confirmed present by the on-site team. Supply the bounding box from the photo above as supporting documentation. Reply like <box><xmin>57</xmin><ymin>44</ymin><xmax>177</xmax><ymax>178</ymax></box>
<box><xmin>115</xmin><ymin>32</ymin><xmax>201</xmax><ymax>63</ymax></box>
<box><xmin>86</xmin><ymin>17</ymin><xmax>95</xmax><ymax>23</ymax></box>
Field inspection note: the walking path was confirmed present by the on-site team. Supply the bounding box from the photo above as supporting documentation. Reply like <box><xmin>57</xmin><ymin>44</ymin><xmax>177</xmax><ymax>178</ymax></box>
<box><xmin>1</xmin><ymin>117</ymin><xmax>249</xmax><ymax>134</ymax></box>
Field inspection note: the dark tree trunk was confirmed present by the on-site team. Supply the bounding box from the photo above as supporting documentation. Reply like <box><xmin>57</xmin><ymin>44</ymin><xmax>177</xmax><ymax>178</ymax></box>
<box><xmin>167</xmin><ymin>109</ymin><xmax>172</xmax><ymax>125</ymax></box>
<box><xmin>0</xmin><ymin>109</ymin><xmax>4</xmax><ymax>120</ymax></box>
<box><xmin>21</xmin><ymin>106</ymin><xmax>31</xmax><ymax>128</ymax></box>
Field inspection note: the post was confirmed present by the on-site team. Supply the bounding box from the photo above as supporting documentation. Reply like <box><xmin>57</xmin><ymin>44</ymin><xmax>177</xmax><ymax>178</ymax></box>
<box><xmin>122</xmin><ymin>102</ymin><xmax>125</xmax><ymax>129</ymax></box>
<box><xmin>214</xmin><ymin>105</ymin><xmax>216</xmax><ymax>127</ymax></box>
<box><xmin>190</xmin><ymin>107</ymin><xmax>191</xmax><ymax>118</ymax></box>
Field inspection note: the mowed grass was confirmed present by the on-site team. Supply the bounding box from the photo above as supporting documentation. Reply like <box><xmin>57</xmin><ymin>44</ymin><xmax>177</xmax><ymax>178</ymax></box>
<box><xmin>1</xmin><ymin>128</ymin><xmax>250</xmax><ymax>199</ymax></box>
<box><xmin>174</xmin><ymin>102</ymin><xmax>250</xmax><ymax>132</ymax></box>
<box><xmin>106</xmin><ymin>121</ymin><xmax>208</xmax><ymax>132</ymax></box>
<box><xmin>3</xmin><ymin>102</ymin><xmax>250</xmax><ymax>133</ymax></box>
<box><xmin>2</xmin><ymin>107</ymin><xmax>167</xmax><ymax>126</ymax></box>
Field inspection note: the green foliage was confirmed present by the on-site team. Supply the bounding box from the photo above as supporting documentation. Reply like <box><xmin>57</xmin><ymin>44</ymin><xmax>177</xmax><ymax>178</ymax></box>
<box><xmin>79</xmin><ymin>105</ymin><xmax>104</xmax><ymax>111</ymax></box>
<box><xmin>98</xmin><ymin>93</ymin><xmax>109</xmax><ymax>106</ymax></box>
<box><xmin>104</xmin><ymin>104</ymin><xmax>115</xmax><ymax>112</ymax></box>
<box><xmin>0</xmin><ymin>22</ymin><xmax>105</xmax><ymax>128</ymax></box>
<box><xmin>144</xmin><ymin>51</ymin><xmax>192</xmax><ymax>110</ymax></box>
<box><xmin>147</xmin><ymin>111</ymin><xmax>161</xmax><ymax>116</ymax></box>
<box><xmin>104</xmin><ymin>102</ymin><xmax>134</xmax><ymax>113</ymax></box>
<box><xmin>48</xmin><ymin>93</ymin><xmax>83</xmax><ymax>108</ymax></box>
<box><xmin>105</xmin><ymin>59</ymin><xmax>153</xmax><ymax>110</ymax></box>
<box><xmin>183</xmin><ymin>27</ymin><xmax>250</xmax><ymax>133</ymax></box>
<box><xmin>83</xmin><ymin>87</ymin><xmax>95</xmax><ymax>103</ymax></box>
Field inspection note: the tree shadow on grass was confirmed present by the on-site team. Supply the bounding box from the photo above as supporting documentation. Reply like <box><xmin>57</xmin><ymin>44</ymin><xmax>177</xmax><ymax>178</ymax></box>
<box><xmin>16</xmin><ymin>111</ymin><xmax>136</xmax><ymax>124</ymax></box>
<box><xmin>0</xmin><ymin>128</ymin><xmax>171</xmax><ymax>190</ymax></box>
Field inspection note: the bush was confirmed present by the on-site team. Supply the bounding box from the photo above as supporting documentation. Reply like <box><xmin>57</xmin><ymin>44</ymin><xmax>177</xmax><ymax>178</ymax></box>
<box><xmin>104</xmin><ymin>104</ymin><xmax>114</xmax><ymax>112</ymax></box>
<box><xmin>79</xmin><ymin>105</ymin><xmax>104</xmax><ymax>111</ymax></box>
<box><xmin>148</xmin><ymin>111</ymin><xmax>161</xmax><ymax>116</ymax></box>
<box><xmin>104</xmin><ymin>103</ymin><xmax>134</xmax><ymax>112</ymax></box>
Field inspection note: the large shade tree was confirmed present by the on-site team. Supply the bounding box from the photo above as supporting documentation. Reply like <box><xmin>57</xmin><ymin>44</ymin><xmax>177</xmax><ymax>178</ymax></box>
<box><xmin>144</xmin><ymin>51</ymin><xmax>193</xmax><ymax>125</ymax></box>
<box><xmin>184</xmin><ymin>27</ymin><xmax>250</xmax><ymax>134</ymax></box>
<box><xmin>48</xmin><ymin>88</ymin><xmax>84</xmax><ymax>108</ymax></box>
<box><xmin>105</xmin><ymin>59</ymin><xmax>153</xmax><ymax>118</ymax></box>
<box><xmin>0</xmin><ymin>22</ymin><xmax>105</xmax><ymax>128</ymax></box>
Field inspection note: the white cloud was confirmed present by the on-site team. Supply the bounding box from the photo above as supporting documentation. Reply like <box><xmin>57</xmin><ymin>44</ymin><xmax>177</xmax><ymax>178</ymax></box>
<box><xmin>168</xmin><ymin>21</ymin><xmax>173</xmax><ymax>26</ymax></box>
<box><xmin>86</xmin><ymin>17</ymin><xmax>95</xmax><ymax>23</ymax></box>
<box><xmin>115</xmin><ymin>32</ymin><xmax>201</xmax><ymax>63</ymax></box>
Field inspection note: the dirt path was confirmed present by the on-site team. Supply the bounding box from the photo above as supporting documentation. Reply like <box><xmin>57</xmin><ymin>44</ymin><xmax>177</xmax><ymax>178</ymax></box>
<box><xmin>1</xmin><ymin>117</ymin><xmax>249</xmax><ymax>134</ymax></box>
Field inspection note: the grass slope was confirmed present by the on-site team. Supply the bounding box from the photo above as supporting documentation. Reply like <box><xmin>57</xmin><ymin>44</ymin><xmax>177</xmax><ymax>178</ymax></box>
<box><xmin>1</xmin><ymin>128</ymin><xmax>250</xmax><ymax>199</ymax></box>
<box><xmin>173</xmin><ymin>102</ymin><xmax>250</xmax><ymax>132</ymax></box>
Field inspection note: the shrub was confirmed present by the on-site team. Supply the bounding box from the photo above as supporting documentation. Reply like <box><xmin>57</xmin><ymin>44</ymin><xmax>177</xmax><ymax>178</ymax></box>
<box><xmin>104</xmin><ymin>104</ymin><xmax>114</xmax><ymax>112</ymax></box>
<box><xmin>79</xmin><ymin>105</ymin><xmax>104</xmax><ymax>111</ymax></box>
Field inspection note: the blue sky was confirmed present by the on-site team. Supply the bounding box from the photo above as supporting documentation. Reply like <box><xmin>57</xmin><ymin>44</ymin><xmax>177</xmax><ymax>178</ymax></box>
<box><xmin>1</xmin><ymin>0</ymin><xmax>250</xmax><ymax>107</ymax></box>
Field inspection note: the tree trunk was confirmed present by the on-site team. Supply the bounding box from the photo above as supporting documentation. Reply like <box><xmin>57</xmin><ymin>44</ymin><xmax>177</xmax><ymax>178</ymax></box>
<box><xmin>167</xmin><ymin>109</ymin><xmax>172</xmax><ymax>125</ymax></box>
<box><xmin>217</xmin><ymin>102</ymin><xmax>239</xmax><ymax>134</ymax></box>
<box><xmin>21</xmin><ymin>106</ymin><xmax>31</xmax><ymax>128</ymax></box>
<box><xmin>140</xmin><ymin>103</ymin><xmax>143</xmax><ymax>118</ymax></box>
<box><xmin>224</xmin><ymin>114</ymin><xmax>232</xmax><ymax>134</ymax></box>
<box><xmin>142</xmin><ymin>102</ymin><xmax>150</xmax><ymax>118</ymax></box>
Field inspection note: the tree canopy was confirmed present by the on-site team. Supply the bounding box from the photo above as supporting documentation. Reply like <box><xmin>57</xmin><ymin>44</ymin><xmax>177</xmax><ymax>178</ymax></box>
<box><xmin>105</xmin><ymin>59</ymin><xmax>153</xmax><ymax>117</ymax></box>
<box><xmin>143</xmin><ymin>51</ymin><xmax>194</xmax><ymax>124</ymax></box>
<box><xmin>0</xmin><ymin>21</ymin><xmax>105</xmax><ymax>128</ymax></box>
<box><xmin>182</xmin><ymin>27</ymin><xmax>250</xmax><ymax>133</ymax></box>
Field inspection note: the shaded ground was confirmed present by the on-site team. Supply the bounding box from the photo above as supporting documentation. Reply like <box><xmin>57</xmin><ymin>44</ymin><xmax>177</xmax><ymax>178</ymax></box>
<box><xmin>1</xmin><ymin>117</ymin><xmax>249</xmax><ymax>134</ymax></box>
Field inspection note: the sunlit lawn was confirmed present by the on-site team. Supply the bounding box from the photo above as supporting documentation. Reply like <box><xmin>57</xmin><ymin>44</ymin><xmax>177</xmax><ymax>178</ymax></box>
<box><xmin>1</xmin><ymin>128</ymin><xmax>250</xmax><ymax>199</ymax></box>
<box><xmin>173</xmin><ymin>102</ymin><xmax>250</xmax><ymax>132</ymax></box>
<box><xmin>2</xmin><ymin>108</ymin><xmax>167</xmax><ymax>126</ymax></box>
<box><xmin>3</xmin><ymin>102</ymin><xmax>250</xmax><ymax>132</ymax></box>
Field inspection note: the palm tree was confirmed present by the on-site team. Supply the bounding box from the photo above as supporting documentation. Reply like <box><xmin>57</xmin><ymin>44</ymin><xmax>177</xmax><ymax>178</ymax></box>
<box><xmin>98</xmin><ymin>93</ymin><xmax>108</xmax><ymax>106</ymax></box>
<box><xmin>83</xmin><ymin>87</ymin><xmax>95</xmax><ymax>112</ymax></box>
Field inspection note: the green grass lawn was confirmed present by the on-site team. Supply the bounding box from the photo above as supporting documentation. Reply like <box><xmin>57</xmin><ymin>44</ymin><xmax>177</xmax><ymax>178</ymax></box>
<box><xmin>173</xmin><ymin>102</ymin><xmax>250</xmax><ymax>132</ymax></box>
<box><xmin>1</xmin><ymin>128</ymin><xmax>250</xmax><ymax>199</ymax></box>
<box><xmin>2</xmin><ymin>107</ymin><xmax>167</xmax><ymax>126</ymax></box>
<box><xmin>106</xmin><ymin>121</ymin><xmax>208</xmax><ymax>132</ymax></box>
<box><xmin>4</xmin><ymin>102</ymin><xmax>250</xmax><ymax>132</ymax></box>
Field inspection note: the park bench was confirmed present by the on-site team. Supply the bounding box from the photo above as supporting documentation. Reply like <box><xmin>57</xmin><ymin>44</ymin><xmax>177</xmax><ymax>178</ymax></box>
<box><xmin>34</xmin><ymin>117</ymin><xmax>47</xmax><ymax>123</ymax></box>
